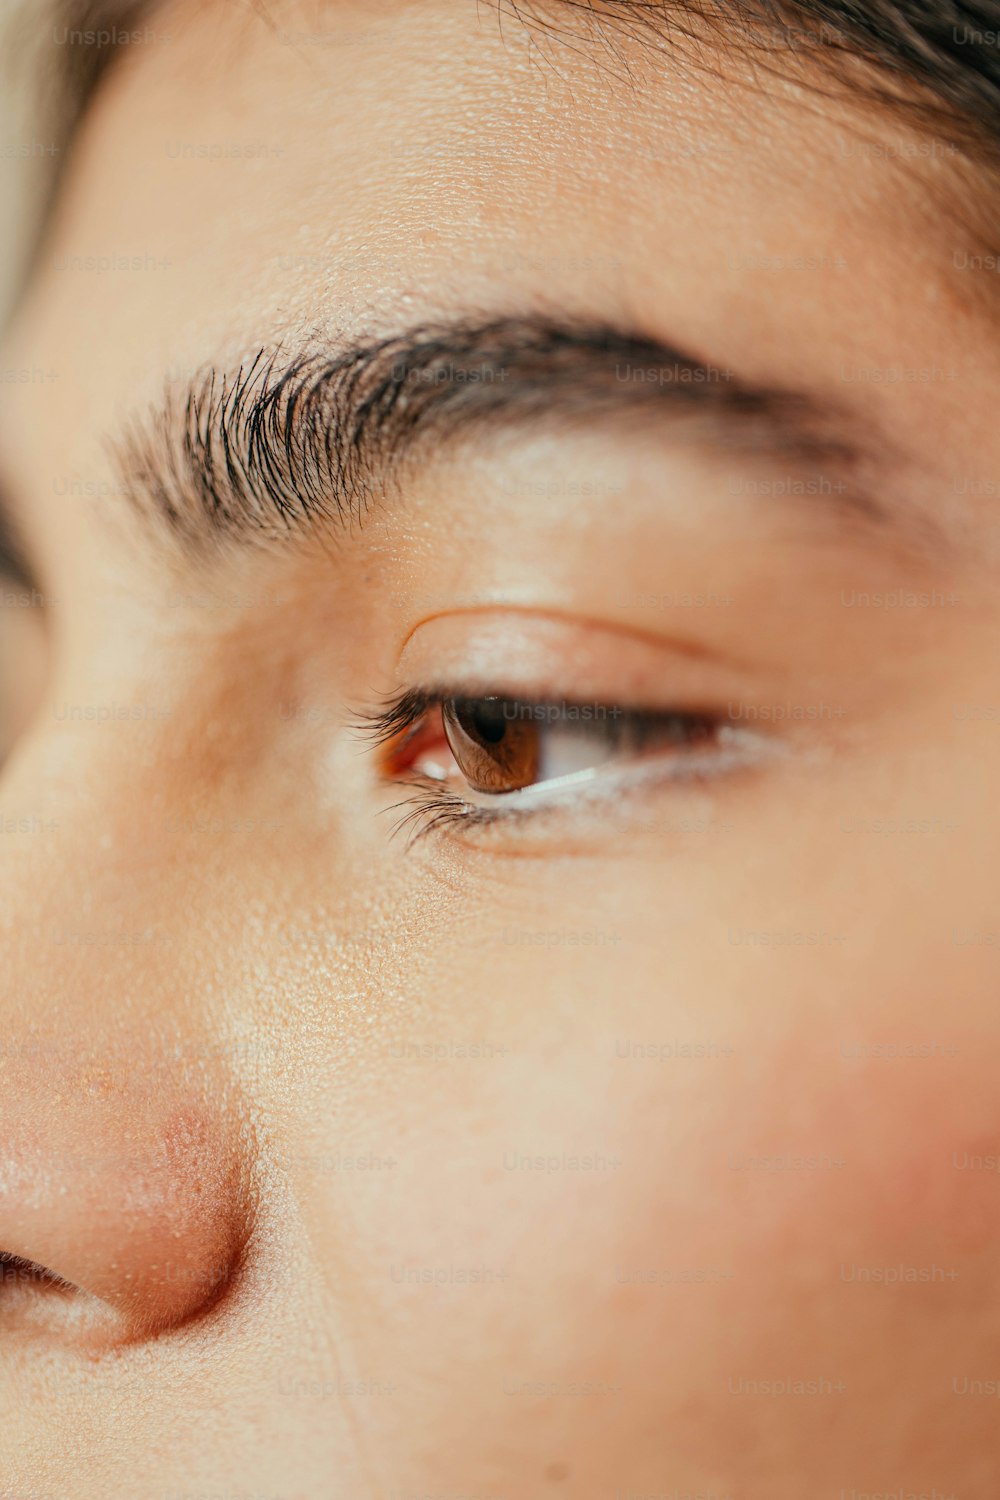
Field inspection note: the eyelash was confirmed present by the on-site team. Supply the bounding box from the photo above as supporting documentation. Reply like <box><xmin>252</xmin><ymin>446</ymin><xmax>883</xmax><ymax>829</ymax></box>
<box><xmin>354</xmin><ymin>688</ymin><xmax>738</xmax><ymax>846</ymax></box>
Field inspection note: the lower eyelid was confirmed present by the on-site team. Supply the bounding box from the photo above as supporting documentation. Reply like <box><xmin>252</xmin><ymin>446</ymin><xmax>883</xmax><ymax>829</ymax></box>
<box><xmin>393</xmin><ymin>723</ymin><xmax>783</xmax><ymax>849</ymax></box>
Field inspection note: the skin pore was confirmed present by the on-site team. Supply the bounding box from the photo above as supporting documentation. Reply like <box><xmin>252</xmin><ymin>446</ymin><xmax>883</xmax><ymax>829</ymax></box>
<box><xmin>2</xmin><ymin>0</ymin><xmax>1000</xmax><ymax>1494</ymax></box>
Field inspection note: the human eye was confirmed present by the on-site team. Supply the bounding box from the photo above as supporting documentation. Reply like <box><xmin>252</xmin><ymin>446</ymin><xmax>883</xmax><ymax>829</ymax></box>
<box><xmin>356</xmin><ymin>685</ymin><xmax>772</xmax><ymax>846</ymax></box>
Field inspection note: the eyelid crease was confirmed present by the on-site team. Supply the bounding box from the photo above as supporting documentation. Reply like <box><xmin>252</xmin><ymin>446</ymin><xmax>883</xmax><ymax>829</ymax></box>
<box><xmin>394</xmin><ymin>603</ymin><xmax>755</xmax><ymax>671</ymax></box>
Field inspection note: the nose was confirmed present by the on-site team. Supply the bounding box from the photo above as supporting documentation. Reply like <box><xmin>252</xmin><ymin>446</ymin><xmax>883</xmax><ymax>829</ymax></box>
<box><xmin>0</xmin><ymin>732</ymin><xmax>255</xmax><ymax>1349</ymax></box>
<box><xmin>0</xmin><ymin>1037</ymin><xmax>252</xmax><ymax>1345</ymax></box>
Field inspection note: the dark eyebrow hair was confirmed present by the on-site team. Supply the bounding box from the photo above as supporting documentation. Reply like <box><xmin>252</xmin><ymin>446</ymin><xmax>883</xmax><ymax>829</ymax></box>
<box><xmin>112</xmin><ymin>315</ymin><xmax>884</xmax><ymax>559</ymax></box>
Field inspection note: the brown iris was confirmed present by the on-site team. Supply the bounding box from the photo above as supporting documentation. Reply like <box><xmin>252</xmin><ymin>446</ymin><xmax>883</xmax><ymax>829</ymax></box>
<box><xmin>441</xmin><ymin>698</ymin><xmax>541</xmax><ymax>793</ymax></box>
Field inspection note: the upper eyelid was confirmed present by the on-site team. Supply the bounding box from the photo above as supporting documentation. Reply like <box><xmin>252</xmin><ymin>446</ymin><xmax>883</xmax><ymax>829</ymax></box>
<box><xmin>351</xmin><ymin>688</ymin><xmax>433</xmax><ymax>748</ymax></box>
<box><xmin>352</xmin><ymin>689</ymin><xmax>669</xmax><ymax>755</ymax></box>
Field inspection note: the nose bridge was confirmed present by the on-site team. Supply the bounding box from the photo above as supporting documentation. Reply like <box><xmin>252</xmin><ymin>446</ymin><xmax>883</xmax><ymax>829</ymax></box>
<box><xmin>0</xmin><ymin>731</ymin><xmax>255</xmax><ymax>1347</ymax></box>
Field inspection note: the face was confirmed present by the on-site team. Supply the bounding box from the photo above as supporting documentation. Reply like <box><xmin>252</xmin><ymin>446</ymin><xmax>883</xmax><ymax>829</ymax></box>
<box><xmin>2</xmin><ymin>2</ymin><xmax>999</xmax><ymax>1494</ymax></box>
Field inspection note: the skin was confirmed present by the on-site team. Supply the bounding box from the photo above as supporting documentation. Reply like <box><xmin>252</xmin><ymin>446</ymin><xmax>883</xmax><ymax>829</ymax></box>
<box><xmin>2</xmin><ymin>1</ymin><xmax>1000</xmax><ymax>1494</ymax></box>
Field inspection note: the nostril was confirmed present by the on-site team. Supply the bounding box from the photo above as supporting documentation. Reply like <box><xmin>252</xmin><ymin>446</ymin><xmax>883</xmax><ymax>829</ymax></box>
<box><xmin>0</xmin><ymin>1254</ymin><xmax>79</xmax><ymax>1314</ymax></box>
<box><xmin>0</xmin><ymin>1208</ymin><xmax>250</xmax><ymax>1347</ymax></box>
<box><xmin>0</xmin><ymin>1251</ymin><xmax>75</xmax><ymax>1293</ymax></box>
<box><xmin>0</xmin><ymin>1249</ymin><xmax>124</xmax><ymax>1342</ymax></box>
<box><xmin>0</xmin><ymin>1084</ymin><xmax>255</xmax><ymax>1348</ymax></box>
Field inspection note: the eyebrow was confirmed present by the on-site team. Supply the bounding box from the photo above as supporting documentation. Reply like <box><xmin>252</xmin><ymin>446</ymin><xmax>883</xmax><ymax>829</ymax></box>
<box><xmin>111</xmin><ymin>315</ymin><xmax>886</xmax><ymax>560</ymax></box>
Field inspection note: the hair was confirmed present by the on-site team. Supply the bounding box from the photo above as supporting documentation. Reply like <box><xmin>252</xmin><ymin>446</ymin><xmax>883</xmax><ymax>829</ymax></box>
<box><xmin>544</xmin><ymin>0</ymin><xmax>1000</xmax><ymax>160</ymax></box>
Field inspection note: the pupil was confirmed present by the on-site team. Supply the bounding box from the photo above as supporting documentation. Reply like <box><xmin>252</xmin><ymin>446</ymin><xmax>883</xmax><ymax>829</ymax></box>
<box><xmin>469</xmin><ymin>699</ymin><xmax>508</xmax><ymax>745</ymax></box>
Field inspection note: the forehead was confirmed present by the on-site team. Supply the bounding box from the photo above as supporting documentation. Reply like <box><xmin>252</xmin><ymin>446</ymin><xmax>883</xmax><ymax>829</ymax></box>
<box><xmin>27</xmin><ymin>1</ymin><xmax>955</xmax><ymax>356</ymax></box>
<box><xmin>4</xmin><ymin>0</ymin><xmax>993</xmax><ymax>572</ymax></box>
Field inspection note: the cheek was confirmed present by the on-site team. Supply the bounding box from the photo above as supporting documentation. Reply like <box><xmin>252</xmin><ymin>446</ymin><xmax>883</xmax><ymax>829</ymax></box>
<box><xmin>291</xmin><ymin>914</ymin><xmax>1000</xmax><ymax>1489</ymax></box>
<box><xmin>808</xmin><ymin>1054</ymin><xmax>1000</xmax><ymax>1258</ymax></box>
